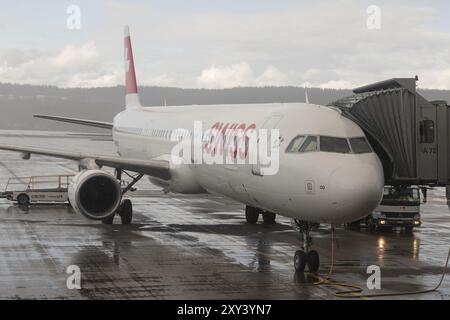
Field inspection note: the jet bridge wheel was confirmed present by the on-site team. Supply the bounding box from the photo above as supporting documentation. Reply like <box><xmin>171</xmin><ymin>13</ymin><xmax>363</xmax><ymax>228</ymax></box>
<box><xmin>119</xmin><ymin>199</ymin><xmax>133</xmax><ymax>225</ymax></box>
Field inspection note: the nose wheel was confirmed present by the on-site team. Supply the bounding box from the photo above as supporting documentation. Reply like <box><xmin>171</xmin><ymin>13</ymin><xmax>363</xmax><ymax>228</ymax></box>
<box><xmin>293</xmin><ymin>220</ymin><xmax>320</xmax><ymax>273</ymax></box>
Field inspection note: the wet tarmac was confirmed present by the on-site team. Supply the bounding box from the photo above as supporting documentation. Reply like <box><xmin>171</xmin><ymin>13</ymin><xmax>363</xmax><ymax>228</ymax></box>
<box><xmin>0</xmin><ymin>131</ymin><xmax>450</xmax><ymax>300</ymax></box>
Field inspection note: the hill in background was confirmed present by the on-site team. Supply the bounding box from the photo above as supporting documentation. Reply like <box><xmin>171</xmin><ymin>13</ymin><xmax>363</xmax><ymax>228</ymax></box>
<box><xmin>1</xmin><ymin>83</ymin><xmax>449</xmax><ymax>132</ymax></box>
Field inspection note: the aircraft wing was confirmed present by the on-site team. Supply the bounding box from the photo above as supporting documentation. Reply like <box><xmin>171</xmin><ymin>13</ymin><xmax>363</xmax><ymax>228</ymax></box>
<box><xmin>34</xmin><ymin>114</ymin><xmax>113</xmax><ymax>129</ymax></box>
<box><xmin>0</xmin><ymin>143</ymin><xmax>170</xmax><ymax>180</ymax></box>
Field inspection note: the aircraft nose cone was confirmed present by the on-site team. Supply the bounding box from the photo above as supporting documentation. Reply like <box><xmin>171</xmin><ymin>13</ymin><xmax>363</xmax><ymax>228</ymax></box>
<box><xmin>329</xmin><ymin>162</ymin><xmax>384</xmax><ymax>223</ymax></box>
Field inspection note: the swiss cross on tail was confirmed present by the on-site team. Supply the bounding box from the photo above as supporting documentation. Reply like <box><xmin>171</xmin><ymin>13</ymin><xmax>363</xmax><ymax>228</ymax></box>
<box><xmin>124</xmin><ymin>26</ymin><xmax>142</xmax><ymax>109</ymax></box>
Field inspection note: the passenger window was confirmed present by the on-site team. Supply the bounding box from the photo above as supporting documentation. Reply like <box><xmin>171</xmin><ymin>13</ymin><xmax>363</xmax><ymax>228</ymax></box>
<box><xmin>299</xmin><ymin>136</ymin><xmax>318</xmax><ymax>152</ymax></box>
<box><xmin>320</xmin><ymin>136</ymin><xmax>351</xmax><ymax>153</ymax></box>
<box><xmin>419</xmin><ymin>120</ymin><xmax>435</xmax><ymax>143</ymax></box>
<box><xmin>349</xmin><ymin>137</ymin><xmax>372</xmax><ymax>154</ymax></box>
<box><xmin>286</xmin><ymin>135</ymin><xmax>305</xmax><ymax>152</ymax></box>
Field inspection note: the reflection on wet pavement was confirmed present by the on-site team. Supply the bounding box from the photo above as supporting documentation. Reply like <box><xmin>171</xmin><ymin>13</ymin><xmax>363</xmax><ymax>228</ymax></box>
<box><xmin>0</xmin><ymin>133</ymin><xmax>449</xmax><ymax>299</ymax></box>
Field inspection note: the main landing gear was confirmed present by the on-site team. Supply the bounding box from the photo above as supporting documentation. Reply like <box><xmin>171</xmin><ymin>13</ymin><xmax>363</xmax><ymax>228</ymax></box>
<box><xmin>245</xmin><ymin>206</ymin><xmax>276</xmax><ymax>224</ymax></box>
<box><xmin>102</xmin><ymin>170</ymin><xmax>144</xmax><ymax>225</ymax></box>
<box><xmin>293</xmin><ymin>219</ymin><xmax>320</xmax><ymax>273</ymax></box>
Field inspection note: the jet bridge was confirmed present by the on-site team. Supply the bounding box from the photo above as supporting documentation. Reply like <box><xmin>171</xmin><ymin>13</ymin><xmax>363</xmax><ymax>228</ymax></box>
<box><xmin>331</xmin><ymin>78</ymin><xmax>450</xmax><ymax>192</ymax></box>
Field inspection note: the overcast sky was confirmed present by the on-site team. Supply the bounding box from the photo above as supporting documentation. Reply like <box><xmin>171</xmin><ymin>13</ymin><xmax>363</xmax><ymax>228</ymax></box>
<box><xmin>1</xmin><ymin>0</ymin><xmax>450</xmax><ymax>89</ymax></box>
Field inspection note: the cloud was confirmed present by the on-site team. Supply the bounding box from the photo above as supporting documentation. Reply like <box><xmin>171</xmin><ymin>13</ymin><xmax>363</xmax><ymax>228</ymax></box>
<box><xmin>0</xmin><ymin>42</ymin><xmax>116</xmax><ymax>87</ymax></box>
<box><xmin>2</xmin><ymin>1</ymin><xmax>450</xmax><ymax>89</ymax></box>
<box><xmin>418</xmin><ymin>69</ymin><xmax>450</xmax><ymax>90</ymax></box>
<box><xmin>141</xmin><ymin>1</ymin><xmax>450</xmax><ymax>89</ymax></box>
<box><xmin>196</xmin><ymin>62</ymin><xmax>289</xmax><ymax>88</ymax></box>
<box><xmin>318</xmin><ymin>80</ymin><xmax>358</xmax><ymax>90</ymax></box>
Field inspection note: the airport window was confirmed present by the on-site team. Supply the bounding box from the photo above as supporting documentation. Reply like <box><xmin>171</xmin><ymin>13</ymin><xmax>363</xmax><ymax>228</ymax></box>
<box><xmin>349</xmin><ymin>137</ymin><xmax>372</xmax><ymax>154</ymax></box>
<box><xmin>299</xmin><ymin>136</ymin><xmax>318</xmax><ymax>152</ymax></box>
<box><xmin>419</xmin><ymin>120</ymin><xmax>435</xmax><ymax>143</ymax></box>
<box><xmin>286</xmin><ymin>135</ymin><xmax>306</xmax><ymax>152</ymax></box>
<box><xmin>320</xmin><ymin>136</ymin><xmax>351</xmax><ymax>153</ymax></box>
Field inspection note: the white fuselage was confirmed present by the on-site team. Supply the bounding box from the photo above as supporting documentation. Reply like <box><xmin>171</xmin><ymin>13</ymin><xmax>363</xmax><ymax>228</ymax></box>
<box><xmin>112</xmin><ymin>102</ymin><xmax>384</xmax><ymax>224</ymax></box>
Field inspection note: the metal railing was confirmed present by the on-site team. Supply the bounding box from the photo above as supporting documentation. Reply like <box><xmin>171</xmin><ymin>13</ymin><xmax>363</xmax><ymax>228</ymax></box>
<box><xmin>4</xmin><ymin>174</ymin><xmax>74</xmax><ymax>192</ymax></box>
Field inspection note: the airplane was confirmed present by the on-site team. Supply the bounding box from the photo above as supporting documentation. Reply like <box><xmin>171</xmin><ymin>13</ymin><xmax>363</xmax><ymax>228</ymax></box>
<box><xmin>0</xmin><ymin>26</ymin><xmax>384</xmax><ymax>273</ymax></box>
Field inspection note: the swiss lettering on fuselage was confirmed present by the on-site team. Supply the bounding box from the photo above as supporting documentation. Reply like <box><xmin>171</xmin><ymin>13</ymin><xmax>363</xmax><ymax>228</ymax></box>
<box><xmin>203</xmin><ymin>122</ymin><xmax>257</xmax><ymax>160</ymax></box>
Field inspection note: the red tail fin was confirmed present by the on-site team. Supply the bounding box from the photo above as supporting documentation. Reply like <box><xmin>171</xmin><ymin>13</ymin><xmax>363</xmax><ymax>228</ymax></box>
<box><xmin>124</xmin><ymin>26</ymin><xmax>141</xmax><ymax>109</ymax></box>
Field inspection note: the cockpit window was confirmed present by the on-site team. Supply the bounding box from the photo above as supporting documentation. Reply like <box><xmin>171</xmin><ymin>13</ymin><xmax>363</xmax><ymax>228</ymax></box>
<box><xmin>299</xmin><ymin>136</ymin><xmax>318</xmax><ymax>152</ymax></box>
<box><xmin>286</xmin><ymin>135</ymin><xmax>371</xmax><ymax>154</ymax></box>
<box><xmin>349</xmin><ymin>137</ymin><xmax>372</xmax><ymax>154</ymax></box>
<box><xmin>320</xmin><ymin>136</ymin><xmax>351</xmax><ymax>153</ymax></box>
<box><xmin>285</xmin><ymin>135</ymin><xmax>305</xmax><ymax>153</ymax></box>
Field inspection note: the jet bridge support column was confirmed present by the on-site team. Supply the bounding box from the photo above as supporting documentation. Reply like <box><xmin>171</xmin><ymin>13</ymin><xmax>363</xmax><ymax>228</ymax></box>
<box><xmin>446</xmin><ymin>186</ymin><xmax>450</xmax><ymax>211</ymax></box>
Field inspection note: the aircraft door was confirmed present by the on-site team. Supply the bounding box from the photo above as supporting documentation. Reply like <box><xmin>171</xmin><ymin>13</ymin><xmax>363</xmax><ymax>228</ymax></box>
<box><xmin>417</xmin><ymin>103</ymin><xmax>437</xmax><ymax>181</ymax></box>
<box><xmin>252</xmin><ymin>115</ymin><xmax>283</xmax><ymax>176</ymax></box>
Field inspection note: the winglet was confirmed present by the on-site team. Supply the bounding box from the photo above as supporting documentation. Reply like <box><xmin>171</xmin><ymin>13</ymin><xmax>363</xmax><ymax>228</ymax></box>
<box><xmin>124</xmin><ymin>26</ymin><xmax>142</xmax><ymax>109</ymax></box>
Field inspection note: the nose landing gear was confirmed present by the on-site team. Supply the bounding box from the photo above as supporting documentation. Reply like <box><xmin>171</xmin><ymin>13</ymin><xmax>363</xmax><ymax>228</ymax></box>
<box><xmin>293</xmin><ymin>220</ymin><xmax>320</xmax><ymax>273</ymax></box>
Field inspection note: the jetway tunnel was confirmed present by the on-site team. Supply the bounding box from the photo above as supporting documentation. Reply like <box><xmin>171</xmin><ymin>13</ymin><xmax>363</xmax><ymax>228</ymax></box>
<box><xmin>330</xmin><ymin>78</ymin><xmax>450</xmax><ymax>209</ymax></box>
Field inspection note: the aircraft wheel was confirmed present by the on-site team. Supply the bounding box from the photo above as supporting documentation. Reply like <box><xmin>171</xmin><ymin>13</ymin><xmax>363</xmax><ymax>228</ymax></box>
<box><xmin>245</xmin><ymin>206</ymin><xmax>259</xmax><ymax>224</ymax></box>
<box><xmin>102</xmin><ymin>215</ymin><xmax>114</xmax><ymax>224</ymax></box>
<box><xmin>294</xmin><ymin>250</ymin><xmax>306</xmax><ymax>272</ymax></box>
<box><xmin>307</xmin><ymin>250</ymin><xmax>320</xmax><ymax>272</ymax></box>
<box><xmin>17</xmin><ymin>194</ymin><xmax>30</xmax><ymax>206</ymax></box>
<box><xmin>119</xmin><ymin>199</ymin><xmax>133</xmax><ymax>225</ymax></box>
<box><xmin>262</xmin><ymin>212</ymin><xmax>276</xmax><ymax>224</ymax></box>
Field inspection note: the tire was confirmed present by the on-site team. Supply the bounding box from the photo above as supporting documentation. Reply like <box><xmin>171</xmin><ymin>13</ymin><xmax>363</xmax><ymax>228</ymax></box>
<box><xmin>102</xmin><ymin>215</ymin><xmax>114</xmax><ymax>224</ymax></box>
<box><xmin>307</xmin><ymin>250</ymin><xmax>320</xmax><ymax>273</ymax></box>
<box><xmin>294</xmin><ymin>250</ymin><xmax>306</xmax><ymax>272</ymax></box>
<box><xmin>348</xmin><ymin>219</ymin><xmax>361</xmax><ymax>229</ymax></box>
<box><xmin>17</xmin><ymin>193</ymin><xmax>30</xmax><ymax>206</ymax></box>
<box><xmin>119</xmin><ymin>199</ymin><xmax>133</xmax><ymax>225</ymax></box>
<box><xmin>404</xmin><ymin>226</ymin><xmax>414</xmax><ymax>234</ymax></box>
<box><xmin>262</xmin><ymin>212</ymin><xmax>276</xmax><ymax>224</ymax></box>
<box><xmin>377</xmin><ymin>226</ymin><xmax>393</xmax><ymax>232</ymax></box>
<box><xmin>366</xmin><ymin>219</ymin><xmax>376</xmax><ymax>231</ymax></box>
<box><xmin>245</xmin><ymin>206</ymin><xmax>259</xmax><ymax>224</ymax></box>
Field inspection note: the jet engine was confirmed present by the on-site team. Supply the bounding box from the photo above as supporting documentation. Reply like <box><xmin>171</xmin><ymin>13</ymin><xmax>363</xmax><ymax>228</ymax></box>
<box><xmin>68</xmin><ymin>169</ymin><xmax>122</xmax><ymax>220</ymax></box>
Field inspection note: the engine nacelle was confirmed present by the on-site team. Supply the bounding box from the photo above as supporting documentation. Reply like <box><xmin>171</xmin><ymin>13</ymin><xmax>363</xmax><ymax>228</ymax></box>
<box><xmin>148</xmin><ymin>163</ymin><xmax>205</xmax><ymax>194</ymax></box>
<box><xmin>146</xmin><ymin>155</ymin><xmax>205</xmax><ymax>194</ymax></box>
<box><xmin>168</xmin><ymin>163</ymin><xmax>205</xmax><ymax>193</ymax></box>
<box><xmin>68</xmin><ymin>169</ymin><xmax>122</xmax><ymax>220</ymax></box>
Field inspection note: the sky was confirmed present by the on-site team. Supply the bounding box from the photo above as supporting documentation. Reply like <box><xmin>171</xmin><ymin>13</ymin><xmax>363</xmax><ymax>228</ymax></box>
<box><xmin>1</xmin><ymin>0</ymin><xmax>450</xmax><ymax>89</ymax></box>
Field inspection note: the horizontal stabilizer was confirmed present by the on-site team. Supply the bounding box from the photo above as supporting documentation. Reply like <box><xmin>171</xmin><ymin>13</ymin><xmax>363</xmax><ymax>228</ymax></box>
<box><xmin>34</xmin><ymin>114</ymin><xmax>113</xmax><ymax>129</ymax></box>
